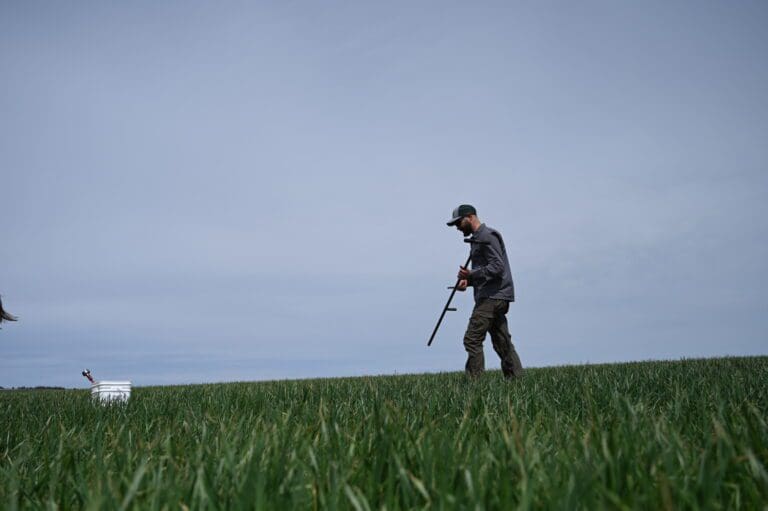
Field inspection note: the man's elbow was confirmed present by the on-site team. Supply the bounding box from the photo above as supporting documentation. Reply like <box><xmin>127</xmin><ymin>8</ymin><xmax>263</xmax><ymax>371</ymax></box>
<box><xmin>487</xmin><ymin>263</ymin><xmax>505</xmax><ymax>279</ymax></box>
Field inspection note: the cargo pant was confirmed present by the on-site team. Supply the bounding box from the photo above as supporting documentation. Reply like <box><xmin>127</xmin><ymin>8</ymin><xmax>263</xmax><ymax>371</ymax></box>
<box><xmin>463</xmin><ymin>298</ymin><xmax>524</xmax><ymax>378</ymax></box>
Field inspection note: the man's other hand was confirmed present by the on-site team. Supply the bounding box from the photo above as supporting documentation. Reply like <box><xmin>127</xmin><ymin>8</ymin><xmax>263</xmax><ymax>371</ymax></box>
<box><xmin>458</xmin><ymin>266</ymin><xmax>471</xmax><ymax>280</ymax></box>
<box><xmin>457</xmin><ymin>279</ymin><xmax>468</xmax><ymax>291</ymax></box>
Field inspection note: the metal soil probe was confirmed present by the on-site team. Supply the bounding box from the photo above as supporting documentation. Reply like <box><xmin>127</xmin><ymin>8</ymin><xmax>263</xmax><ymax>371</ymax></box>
<box><xmin>427</xmin><ymin>238</ymin><xmax>488</xmax><ymax>346</ymax></box>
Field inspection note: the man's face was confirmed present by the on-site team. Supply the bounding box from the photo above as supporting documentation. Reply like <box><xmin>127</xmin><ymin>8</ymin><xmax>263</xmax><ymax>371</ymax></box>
<box><xmin>455</xmin><ymin>217</ymin><xmax>472</xmax><ymax>236</ymax></box>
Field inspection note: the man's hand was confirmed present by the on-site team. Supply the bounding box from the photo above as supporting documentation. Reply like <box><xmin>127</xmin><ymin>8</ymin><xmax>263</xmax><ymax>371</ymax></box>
<box><xmin>458</xmin><ymin>266</ymin><xmax>471</xmax><ymax>280</ymax></box>
<box><xmin>456</xmin><ymin>279</ymin><xmax>468</xmax><ymax>291</ymax></box>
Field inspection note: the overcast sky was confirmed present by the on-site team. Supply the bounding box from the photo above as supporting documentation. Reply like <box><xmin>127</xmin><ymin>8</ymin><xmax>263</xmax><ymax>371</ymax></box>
<box><xmin>1</xmin><ymin>1</ymin><xmax>766</xmax><ymax>388</ymax></box>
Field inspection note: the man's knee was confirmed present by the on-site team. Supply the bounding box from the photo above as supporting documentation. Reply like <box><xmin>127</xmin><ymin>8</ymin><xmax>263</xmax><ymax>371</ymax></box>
<box><xmin>463</xmin><ymin>316</ymin><xmax>491</xmax><ymax>354</ymax></box>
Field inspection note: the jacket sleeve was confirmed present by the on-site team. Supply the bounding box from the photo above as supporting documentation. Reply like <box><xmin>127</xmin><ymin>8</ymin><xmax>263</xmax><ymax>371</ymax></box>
<box><xmin>469</xmin><ymin>236</ymin><xmax>505</xmax><ymax>284</ymax></box>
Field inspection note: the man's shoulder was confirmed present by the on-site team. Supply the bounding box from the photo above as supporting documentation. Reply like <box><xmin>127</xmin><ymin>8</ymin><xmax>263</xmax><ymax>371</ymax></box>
<box><xmin>478</xmin><ymin>225</ymin><xmax>504</xmax><ymax>240</ymax></box>
<box><xmin>479</xmin><ymin>225</ymin><xmax>508</xmax><ymax>253</ymax></box>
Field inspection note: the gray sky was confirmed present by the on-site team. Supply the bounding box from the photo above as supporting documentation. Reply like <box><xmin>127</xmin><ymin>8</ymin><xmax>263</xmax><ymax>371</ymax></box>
<box><xmin>2</xmin><ymin>1</ymin><xmax>767</xmax><ymax>387</ymax></box>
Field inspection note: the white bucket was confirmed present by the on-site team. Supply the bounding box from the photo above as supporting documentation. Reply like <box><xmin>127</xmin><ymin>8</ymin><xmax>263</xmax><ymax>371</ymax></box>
<box><xmin>91</xmin><ymin>381</ymin><xmax>131</xmax><ymax>403</ymax></box>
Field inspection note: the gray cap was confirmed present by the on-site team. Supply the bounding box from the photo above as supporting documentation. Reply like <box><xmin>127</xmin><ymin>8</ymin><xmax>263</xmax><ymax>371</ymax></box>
<box><xmin>446</xmin><ymin>204</ymin><xmax>477</xmax><ymax>226</ymax></box>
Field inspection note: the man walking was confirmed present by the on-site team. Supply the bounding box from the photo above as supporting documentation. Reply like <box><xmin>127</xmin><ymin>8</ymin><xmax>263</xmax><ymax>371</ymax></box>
<box><xmin>447</xmin><ymin>205</ymin><xmax>523</xmax><ymax>379</ymax></box>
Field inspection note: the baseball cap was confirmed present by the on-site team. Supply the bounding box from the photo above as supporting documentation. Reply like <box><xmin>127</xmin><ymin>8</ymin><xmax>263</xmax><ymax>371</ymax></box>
<box><xmin>446</xmin><ymin>204</ymin><xmax>477</xmax><ymax>226</ymax></box>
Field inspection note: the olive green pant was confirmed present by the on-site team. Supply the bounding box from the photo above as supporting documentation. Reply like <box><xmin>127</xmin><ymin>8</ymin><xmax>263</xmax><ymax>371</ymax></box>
<box><xmin>463</xmin><ymin>298</ymin><xmax>524</xmax><ymax>378</ymax></box>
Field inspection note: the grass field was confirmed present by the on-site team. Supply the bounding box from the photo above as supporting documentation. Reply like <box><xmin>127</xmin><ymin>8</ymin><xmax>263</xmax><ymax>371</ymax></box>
<box><xmin>2</xmin><ymin>356</ymin><xmax>767</xmax><ymax>510</ymax></box>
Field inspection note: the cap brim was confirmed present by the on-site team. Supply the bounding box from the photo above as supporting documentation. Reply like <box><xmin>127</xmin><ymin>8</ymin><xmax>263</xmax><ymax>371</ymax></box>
<box><xmin>446</xmin><ymin>217</ymin><xmax>462</xmax><ymax>226</ymax></box>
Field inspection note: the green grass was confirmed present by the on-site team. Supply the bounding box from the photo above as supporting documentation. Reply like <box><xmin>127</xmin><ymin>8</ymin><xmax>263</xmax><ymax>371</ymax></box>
<box><xmin>2</xmin><ymin>356</ymin><xmax>767</xmax><ymax>510</ymax></box>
